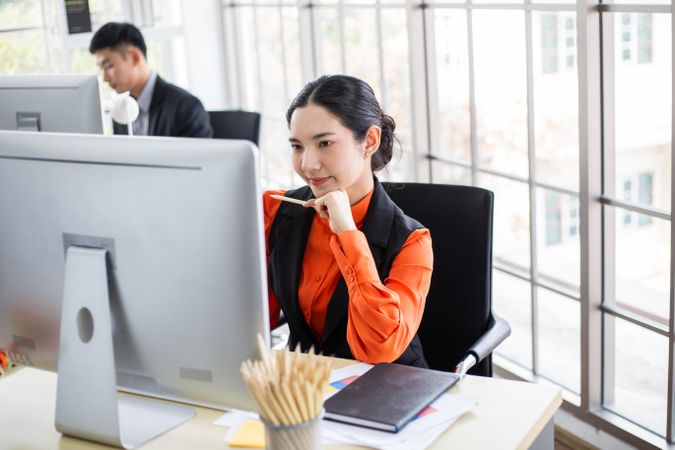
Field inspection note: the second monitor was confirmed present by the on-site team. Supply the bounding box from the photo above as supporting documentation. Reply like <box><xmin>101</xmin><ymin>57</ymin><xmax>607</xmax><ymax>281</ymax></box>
<box><xmin>0</xmin><ymin>75</ymin><xmax>104</xmax><ymax>134</ymax></box>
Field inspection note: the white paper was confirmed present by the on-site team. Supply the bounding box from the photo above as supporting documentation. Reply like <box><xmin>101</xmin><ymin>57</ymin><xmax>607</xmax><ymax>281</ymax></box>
<box><xmin>213</xmin><ymin>409</ymin><xmax>259</xmax><ymax>427</ymax></box>
<box><xmin>322</xmin><ymin>393</ymin><xmax>477</xmax><ymax>449</ymax></box>
<box><xmin>328</xmin><ymin>362</ymin><xmax>373</xmax><ymax>383</ymax></box>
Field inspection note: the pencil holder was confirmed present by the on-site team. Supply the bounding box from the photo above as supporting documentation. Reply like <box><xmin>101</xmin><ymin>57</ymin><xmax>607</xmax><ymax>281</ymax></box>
<box><xmin>262</xmin><ymin>410</ymin><xmax>324</xmax><ymax>450</ymax></box>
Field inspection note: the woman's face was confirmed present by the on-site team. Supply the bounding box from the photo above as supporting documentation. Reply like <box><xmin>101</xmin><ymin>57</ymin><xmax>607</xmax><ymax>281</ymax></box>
<box><xmin>289</xmin><ymin>103</ymin><xmax>375</xmax><ymax>200</ymax></box>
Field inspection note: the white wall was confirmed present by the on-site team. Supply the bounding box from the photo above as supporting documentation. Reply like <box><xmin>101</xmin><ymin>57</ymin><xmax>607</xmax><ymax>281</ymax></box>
<box><xmin>180</xmin><ymin>0</ymin><xmax>229</xmax><ymax>109</ymax></box>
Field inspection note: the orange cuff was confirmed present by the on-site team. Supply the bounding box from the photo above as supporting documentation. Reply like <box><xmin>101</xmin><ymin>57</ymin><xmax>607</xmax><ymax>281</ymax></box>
<box><xmin>329</xmin><ymin>230</ymin><xmax>380</xmax><ymax>287</ymax></box>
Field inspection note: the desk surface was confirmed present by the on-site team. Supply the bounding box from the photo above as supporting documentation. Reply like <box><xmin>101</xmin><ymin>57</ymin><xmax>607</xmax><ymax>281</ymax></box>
<box><xmin>0</xmin><ymin>360</ymin><xmax>561</xmax><ymax>450</ymax></box>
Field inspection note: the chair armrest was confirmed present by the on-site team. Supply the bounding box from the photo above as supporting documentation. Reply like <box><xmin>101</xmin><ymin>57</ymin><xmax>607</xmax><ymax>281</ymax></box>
<box><xmin>453</xmin><ymin>314</ymin><xmax>511</xmax><ymax>377</ymax></box>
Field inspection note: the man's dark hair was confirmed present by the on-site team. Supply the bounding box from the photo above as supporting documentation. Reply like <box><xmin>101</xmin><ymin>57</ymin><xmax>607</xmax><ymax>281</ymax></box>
<box><xmin>89</xmin><ymin>22</ymin><xmax>147</xmax><ymax>58</ymax></box>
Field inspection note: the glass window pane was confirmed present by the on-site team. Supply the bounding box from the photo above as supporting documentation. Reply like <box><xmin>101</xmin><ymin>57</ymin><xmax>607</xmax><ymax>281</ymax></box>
<box><xmin>533</xmin><ymin>12</ymin><xmax>579</xmax><ymax>191</ymax></box>
<box><xmin>603</xmin><ymin>316</ymin><xmax>668</xmax><ymax>436</ymax></box>
<box><xmin>537</xmin><ymin>288</ymin><xmax>580</xmax><ymax>394</ymax></box>
<box><xmin>536</xmin><ymin>188</ymin><xmax>580</xmax><ymax>292</ymax></box>
<box><xmin>343</xmin><ymin>9</ymin><xmax>380</xmax><ymax>92</ymax></box>
<box><xmin>0</xmin><ymin>0</ymin><xmax>42</xmax><ymax>29</ymax></box>
<box><xmin>0</xmin><ymin>30</ymin><xmax>47</xmax><ymax>75</ymax></box>
<box><xmin>146</xmin><ymin>37</ymin><xmax>188</xmax><ymax>88</ymax></box>
<box><xmin>88</xmin><ymin>0</ymin><xmax>124</xmax><ymax>27</ymax></box>
<box><xmin>433</xmin><ymin>10</ymin><xmax>471</xmax><ymax>162</ymax></box>
<box><xmin>431</xmin><ymin>161</ymin><xmax>472</xmax><ymax>186</ymax></box>
<box><xmin>611</xmin><ymin>13</ymin><xmax>671</xmax><ymax>212</ymax></box>
<box><xmin>316</xmin><ymin>8</ymin><xmax>343</xmax><ymax>74</ymax></box>
<box><xmin>281</xmin><ymin>7</ymin><xmax>302</xmax><ymax>103</ymax></box>
<box><xmin>238</xmin><ymin>7</ymin><xmax>262</xmax><ymax>110</ymax></box>
<box><xmin>493</xmin><ymin>271</ymin><xmax>533</xmax><ymax>370</ymax></box>
<box><xmin>381</xmin><ymin>8</ymin><xmax>413</xmax><ymax>182</ymax></box>
<box><xmin>473</xmin><ymin>11</ymin><xmax>528</xmax><ymax>178</ymax></box>
<box><xmin>608</xmin><ymin>206</ymin><xmax>670</xmax><ymax>323</ymax></box>
<box><xmin>260</xmin><ymin>117</ymin><xmax>296</xmax><ymax>187</ymax></box>
<box><xmin>150</xmin><ymin>0</ymin><xmax>182</xmax><ymax>26</ymax></box>
<box><xmin>255</xmin><ymin>7</ymin><xmax>287</xmax><ymax>115</ymax></box>
<box><xmin>477</xmin><ymin>174</ymin><xmax>531</xmax><ymax>272</ymax></box>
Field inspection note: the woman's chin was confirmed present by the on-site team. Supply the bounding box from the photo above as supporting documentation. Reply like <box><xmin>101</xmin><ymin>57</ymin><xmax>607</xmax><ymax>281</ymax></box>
<box><xmin>309</xmin><ymin>185</ymin><xmax>327</xmax><ymax>198</ymax></box>
<box><xmin>308</xmin><ymin>180</ymin><xmax>336</xmax><ymax>198</ymax></box>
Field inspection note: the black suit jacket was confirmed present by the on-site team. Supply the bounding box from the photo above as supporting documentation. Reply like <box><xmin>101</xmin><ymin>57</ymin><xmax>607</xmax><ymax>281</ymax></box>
<box><xmin>113</xmin><ymin>75</ymin><xmax>213</xmax><ymax>138</ymax></box>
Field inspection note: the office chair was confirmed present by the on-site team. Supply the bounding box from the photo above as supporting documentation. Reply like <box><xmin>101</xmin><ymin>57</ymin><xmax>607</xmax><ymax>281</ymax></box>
<box><xmin>208</xmin><ymin>110</ymin><xmax>261</xmax><ymax>147</ymax></box>
<box><xmin>382</xmin><ymin>182</ymin><xmax>510</xmax><ymax>377</ymax></box>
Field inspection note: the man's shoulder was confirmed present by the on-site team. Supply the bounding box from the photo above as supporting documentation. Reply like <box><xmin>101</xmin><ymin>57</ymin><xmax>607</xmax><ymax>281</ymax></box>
<box><xmin>155</xmin><ymin>76</ymin><xmax>199</xmax><ymax>104</ymax></box>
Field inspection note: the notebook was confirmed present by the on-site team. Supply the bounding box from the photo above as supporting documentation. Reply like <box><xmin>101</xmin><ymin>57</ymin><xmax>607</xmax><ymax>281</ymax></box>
<box><xmin>324</xmin><ymin>363</ymin><xmax>460</xmax><ymax>433</ymax></box>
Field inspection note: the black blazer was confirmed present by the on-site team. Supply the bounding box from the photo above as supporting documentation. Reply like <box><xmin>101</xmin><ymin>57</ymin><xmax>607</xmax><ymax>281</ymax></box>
<box><xmin>268</xmin><ymin>178</ymin><xmax>429</xmax><ymax>368</ymax></box>
<box><xmin>113</xmin><ymin>75</ymin><xmax>213</xmax><ymax>138</ymax></box>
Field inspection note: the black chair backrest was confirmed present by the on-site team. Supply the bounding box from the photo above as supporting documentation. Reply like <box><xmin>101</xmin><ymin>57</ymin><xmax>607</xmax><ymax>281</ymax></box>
<box><xmin>382</xmin><ymin>182</ymin><xmax>494</xmax><ymax>376</ymax></box>
<box><xmin>208</xmin><ymin>110</ymin><xmax>261</xmax><ymax>147</ymax></box>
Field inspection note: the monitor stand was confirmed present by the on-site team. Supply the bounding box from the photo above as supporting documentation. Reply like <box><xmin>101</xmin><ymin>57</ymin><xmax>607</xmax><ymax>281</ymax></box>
<box><xmin>55</xmin><ymin>246</ymin><xmax>196</xmax><ymax>449</ymax></box>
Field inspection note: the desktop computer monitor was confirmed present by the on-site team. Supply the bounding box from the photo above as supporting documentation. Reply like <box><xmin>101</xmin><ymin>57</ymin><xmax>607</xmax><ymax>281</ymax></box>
<box><xmin>0</xmin><ymin>75</ymin><xmax>103</xmax><ymax>133</ymax></box>
<box><xmin>0</xmin><ymin>131</ymin><xmax>270</xmax><ymax>448</ymax></box>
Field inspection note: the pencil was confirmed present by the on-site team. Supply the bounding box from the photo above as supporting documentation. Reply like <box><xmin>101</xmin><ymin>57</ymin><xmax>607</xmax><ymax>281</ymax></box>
<box><xmin>270</xmin><ymin>194</ymin><xmax>308</xmax><ymax>207</ymax></box>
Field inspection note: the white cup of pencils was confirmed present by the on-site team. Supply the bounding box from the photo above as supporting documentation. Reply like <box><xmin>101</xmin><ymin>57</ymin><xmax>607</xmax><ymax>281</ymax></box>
<box><xmin>240</xmin><ymin>336</ymin><xmax>332</xmax><ymax>450</ymax></box>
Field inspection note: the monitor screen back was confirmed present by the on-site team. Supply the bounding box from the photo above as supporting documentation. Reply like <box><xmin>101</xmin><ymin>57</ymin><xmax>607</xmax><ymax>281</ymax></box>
<box><xmin>0</xmin><ymin>131</ymin><xmax>270</xmax><ymax>411</ymax></box>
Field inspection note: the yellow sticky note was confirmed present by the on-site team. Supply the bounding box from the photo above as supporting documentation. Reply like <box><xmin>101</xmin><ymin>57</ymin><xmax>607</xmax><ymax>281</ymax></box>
<box><xmin>229</xmin><ymin>419</ymin><xmax>265</xmax><ymax>448</ymax></box>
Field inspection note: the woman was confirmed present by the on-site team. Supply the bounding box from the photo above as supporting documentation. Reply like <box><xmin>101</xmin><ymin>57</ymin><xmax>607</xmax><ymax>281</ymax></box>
<box><xmin>264</xmin><ymin>75</ymin><xmax>433</xmax><ymax>367</ymax></box>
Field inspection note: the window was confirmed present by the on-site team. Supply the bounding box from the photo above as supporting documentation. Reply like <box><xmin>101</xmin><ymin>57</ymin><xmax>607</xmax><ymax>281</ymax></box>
<box><xmin>546</xmin><ymin>192</ymin><xmax>562</xmax><ymax>245</ymax></box>
<box><xmin>638</xmin><ymin>172</ymin><xmax>654</xmax><ymax>225</ymax></box>
<box><xmin>638</xmin><ymin>13</ymin><xmax>653</xmax><ymax>63</ymax></box>
<box><xmin>598</xmin><ymin>7</ymin><xmax>672</xmax><ymax>442</ymax></box>
<box><xmin>0</xmin><ymin>0</ymin><xmax>47</xmax><ymax>75</ymax></box>
<box><xmin>565</xmin><ymin>17</ymin><xmax>574</xmax><ymax>30</ymax></box>
<box><xmin>569</xmin><ymin>198</ymin><xmax>579</xmax><ymax>236</ymax></box>
<box><xmin>622</xmin><ymin>179</ymin><xmax>632</xmax><ymax>224</ymax></box>
<box><xmin>566</xmin><ymin>54</ymin><xmax>574</xmax><ymax>67</ymax></box>
<box><xmin>541</xmin><ymin>14</ymin><xmax>558</xmax><ymax>74</ymax></box>
<box><xmin>224</xmin><ymin>0</ymin><xmax>414</xmax><ymax>186</ymax></box>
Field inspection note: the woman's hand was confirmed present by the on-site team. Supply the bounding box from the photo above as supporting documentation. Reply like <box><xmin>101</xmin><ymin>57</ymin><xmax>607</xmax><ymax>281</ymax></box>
<box><xmin>304</xmin><ymin>190</ymin><xmax>357</xmax><ymax>234</ymax></box>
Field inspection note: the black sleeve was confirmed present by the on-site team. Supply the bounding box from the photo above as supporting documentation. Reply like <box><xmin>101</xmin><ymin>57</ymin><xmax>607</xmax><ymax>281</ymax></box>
<box><xmin>174</xmin><ymin>95</ymin><xmax>214</xmax><ymax>138</ymax></box>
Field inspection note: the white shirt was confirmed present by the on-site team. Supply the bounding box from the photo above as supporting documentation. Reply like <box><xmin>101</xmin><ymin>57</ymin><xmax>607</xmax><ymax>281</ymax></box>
<box><xmin>132</xmin><ymin>72</ymin><xmax>158</xmax><ymax>136</ymax></box>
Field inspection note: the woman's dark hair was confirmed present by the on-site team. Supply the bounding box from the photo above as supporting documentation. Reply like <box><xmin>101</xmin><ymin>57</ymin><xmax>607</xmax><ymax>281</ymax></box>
<box><xmin>89</xmin><ymin>22</ymin><xmax>147</xmax><ymax>58</ymax></box>
<box><xmin>286</xmin><ymin>75</ymin><xmax>397</xmax><ymax>172</ymax></box>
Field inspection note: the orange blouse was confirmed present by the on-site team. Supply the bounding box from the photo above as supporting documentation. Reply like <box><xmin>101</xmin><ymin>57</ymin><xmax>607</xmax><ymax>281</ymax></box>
<box><xmin>263</xmin><ymin>188</ymin><xmax>433</xmax><ymax>364</ymax></box>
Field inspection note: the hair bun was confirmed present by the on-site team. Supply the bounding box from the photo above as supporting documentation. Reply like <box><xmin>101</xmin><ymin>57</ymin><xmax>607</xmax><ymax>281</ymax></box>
<box><xmin>372</xmin><ymin>114</ymin><xmax>396</xmax><ymax>171</ymax></box>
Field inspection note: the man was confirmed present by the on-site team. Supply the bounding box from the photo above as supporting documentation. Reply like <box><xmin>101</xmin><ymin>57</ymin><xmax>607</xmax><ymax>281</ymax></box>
<box><xmin>90</xmin><ymin>22</ymin><xmax>213</xmax><ymax>138</ymax></box>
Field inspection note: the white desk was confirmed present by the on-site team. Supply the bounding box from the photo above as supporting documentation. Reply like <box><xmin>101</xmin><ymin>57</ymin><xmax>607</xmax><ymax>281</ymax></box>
<box><xmin>0</xmin><ymin>361</ymin><xmax>561</xmax><ymax>449</ymax></box>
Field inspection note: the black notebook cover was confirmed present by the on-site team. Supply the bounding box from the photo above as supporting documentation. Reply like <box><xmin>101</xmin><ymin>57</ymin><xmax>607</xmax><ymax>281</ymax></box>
<box><xmin>324</xmin><ymin>363</ymin><xmax>460</xmax><ymax>433</ymax></box>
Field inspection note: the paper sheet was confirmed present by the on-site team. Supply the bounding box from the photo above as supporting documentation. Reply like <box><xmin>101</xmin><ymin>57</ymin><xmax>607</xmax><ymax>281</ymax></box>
<box><xmin>321</xmin><ymin>393</ymin><xmax>477</xmax><ymax>448</ymax></box>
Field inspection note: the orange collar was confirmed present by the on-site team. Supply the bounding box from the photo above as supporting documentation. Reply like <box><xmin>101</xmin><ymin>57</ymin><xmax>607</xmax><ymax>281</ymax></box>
<box><xmin>351</xmin><ymin>188</ymin><xmax>374</xmax><ymax>229</ymax></box>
